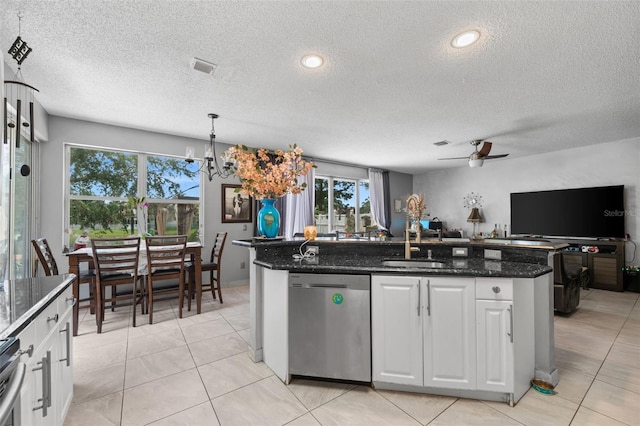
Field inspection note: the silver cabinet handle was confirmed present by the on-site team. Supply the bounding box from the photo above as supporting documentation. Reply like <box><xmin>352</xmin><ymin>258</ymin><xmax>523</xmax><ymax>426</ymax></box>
<box><xmin>47</xmin><ymin>313</ymin><xmax>59</xmax><ymax>323</ymax></box>
<box><xmin>426</xmin><ymin>280</ymin><xmax>431</xmax><ymax>316</ymax></box>
<box><xmin>508</xmin><ymin>304</ymin><xmax>514</xmax><ymax>343</ymax></box>
<box><xmin>32</xmin><ymin>351</ymin><xmax>51</xmax><ymax>417</ymax></box>
<box><xmin>46</xmin><ymin>350</ymin><xmax>52</xmax><ymax>408</ymax></box>
<box><xmin>0</xmin><ymin>362</ymin><xmax>25</xmax><ymax>425</ymax></box>
<box><xmin>417</xmin><ymin>281</ymin><xmax>421</xmax><ymax>316</ymax></box>
<box><xmin>59</xmin><ymin>321</ymin><xmax>71</xmax><ymax>366</ymax></box>
<box><xmin>492</xmin><ymin>286</ymin><xmax>501</xmax><ymax>294</ymax></box>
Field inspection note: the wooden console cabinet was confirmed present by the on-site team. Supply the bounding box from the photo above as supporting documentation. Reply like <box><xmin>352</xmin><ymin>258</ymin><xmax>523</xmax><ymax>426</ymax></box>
<box><xmin>553</xmin><ymin>239</ymin><xmax>625</xmax><ymax>291</ymax></box>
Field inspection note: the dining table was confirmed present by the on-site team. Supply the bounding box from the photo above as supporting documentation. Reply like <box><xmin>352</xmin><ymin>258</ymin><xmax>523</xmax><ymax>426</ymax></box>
<box><xmin>67</xmin><ymin>240</ymin><xmax>203</xmax><ymax>336</ymax></box>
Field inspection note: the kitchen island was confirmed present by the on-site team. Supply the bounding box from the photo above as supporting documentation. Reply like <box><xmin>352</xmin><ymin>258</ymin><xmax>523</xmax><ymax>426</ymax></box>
<box><xmin>234</xmin><ymin>238</ymin><xmax>558</xmax><ymax>405</ymax></box>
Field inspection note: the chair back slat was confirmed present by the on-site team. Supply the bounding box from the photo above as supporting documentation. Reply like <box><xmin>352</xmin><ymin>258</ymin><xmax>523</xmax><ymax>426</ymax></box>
<box><xmin>146</xmin><ymin>235</ymin><xmax>188</xmax><ymax>275</ymax></box>
<box><xmin>31</xmin><ymin>238</ymin><xmax>59</xmax><ymax>276</ymax></box>
<box><xmin>91</xmin><ymin>237</ymin><xmax>141</xmax><ymax>280</ymax></box>
<box><xmin>211</xmin><ymin>232</ymin><xmax>228</xmax><ymax>264</ymax></box>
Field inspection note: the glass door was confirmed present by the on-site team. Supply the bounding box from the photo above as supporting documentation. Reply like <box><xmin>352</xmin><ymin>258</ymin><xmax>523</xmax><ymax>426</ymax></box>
<box><xmin>0</xmin><ymin>133</ymin><xmax>34</xmax><ymax>281</ymax></box>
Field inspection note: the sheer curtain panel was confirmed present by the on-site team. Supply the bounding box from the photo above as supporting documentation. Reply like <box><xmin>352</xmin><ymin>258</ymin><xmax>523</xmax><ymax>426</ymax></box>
<box><xmin>283</xmin><ymin>168</ymin><xmax>315</xmax><ymax>239</ymax></box>
<box><xmin>368</xmin><ymin>168</ymin><xmax>391</xmax><ymax>231</ymax></box>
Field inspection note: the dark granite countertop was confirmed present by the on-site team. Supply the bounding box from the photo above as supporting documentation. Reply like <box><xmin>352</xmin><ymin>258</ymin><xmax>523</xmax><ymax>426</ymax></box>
<box><xmin>0</xmin><ymin>274</ymin><xmax>75</xmax><ymax>339</ymax></box>
<box><xmin>254</xmin><ymin>255</ymin><xmax>551</xmax><ymax>278</ymax></box>
<box><xmin>237</xmin><ymin>238</ymin><xmax>554</xmax><ymax>278</ymax></box>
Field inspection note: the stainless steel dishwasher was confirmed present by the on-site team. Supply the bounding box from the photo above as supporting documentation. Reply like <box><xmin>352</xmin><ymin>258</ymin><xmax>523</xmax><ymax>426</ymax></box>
<box><xmin>289</xmin><ymin>273</ymin><xmax>371</xmax><ymax>382</ymax></box>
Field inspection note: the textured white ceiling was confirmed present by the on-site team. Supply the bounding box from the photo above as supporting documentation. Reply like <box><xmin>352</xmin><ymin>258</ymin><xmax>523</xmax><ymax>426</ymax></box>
<box><xmin>2</xmin><ymin>1</ymin><xmax>639</xmax><ymax>174</ymax></box>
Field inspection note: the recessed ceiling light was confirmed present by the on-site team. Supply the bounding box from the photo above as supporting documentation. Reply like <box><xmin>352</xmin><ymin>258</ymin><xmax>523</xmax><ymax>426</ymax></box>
<box><xmin>451</xmin><ymin>30</ymin><xmax>480</xmax><ymax>48</ymax></box>
<box><xmin>301</xmin><ymin>54</ymin><xmax>324</xmax><ymax>69</ymax></box>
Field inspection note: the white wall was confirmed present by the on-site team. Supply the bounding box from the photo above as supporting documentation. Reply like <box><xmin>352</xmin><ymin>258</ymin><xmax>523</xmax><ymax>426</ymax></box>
<box><xmin>39</xmin><ymin>116</ymin><xmax>254</xmax><ymax>285</ymax></box>
<box><xmin>413</xmin><ymin>138</ymin><xmax>639</xmax><ymax>265</ymax></box>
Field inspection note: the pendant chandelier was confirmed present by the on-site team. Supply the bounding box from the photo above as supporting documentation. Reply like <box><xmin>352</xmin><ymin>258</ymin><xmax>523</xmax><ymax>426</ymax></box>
<box><xmin>4</xmin><ymin>12</ymin><xmax>39</xmax><ymax>147</ymax></box>
<box><xmin>185</xmin><ymin>113</ymin><xmax>232</xmax><ymax>181</ymax></box>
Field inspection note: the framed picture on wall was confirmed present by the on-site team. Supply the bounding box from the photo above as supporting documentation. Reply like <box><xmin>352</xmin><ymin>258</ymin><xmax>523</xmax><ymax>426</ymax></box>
<box><xmin>222</xmin><ymin>184</ymin><xmax>253</xmax><ymax>223</ymax></box>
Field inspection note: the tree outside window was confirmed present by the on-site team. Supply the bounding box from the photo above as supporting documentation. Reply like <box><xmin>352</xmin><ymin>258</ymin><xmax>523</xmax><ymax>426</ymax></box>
<box><xmin>314</xmin><ymin>176</ymin><xmax>373</xmax><ymax>233</ymax></box>
<box><xmin>67</xmin><ymin>147</ymin><xmax>201</xmax><ymax>248</ymax></box>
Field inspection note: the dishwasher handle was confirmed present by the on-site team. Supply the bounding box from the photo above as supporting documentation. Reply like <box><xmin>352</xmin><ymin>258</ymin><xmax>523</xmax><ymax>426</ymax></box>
<box><xmin>307</xmin><ymin>284</ymin><xmax>348</xmax><ymax>289</ymax></box>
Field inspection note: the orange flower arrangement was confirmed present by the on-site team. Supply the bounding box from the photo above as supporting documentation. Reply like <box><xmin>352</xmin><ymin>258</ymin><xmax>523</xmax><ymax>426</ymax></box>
<box><xmin>223</xmin><ymin>144</ymin><xmax>314</xmax><ymax>199</ymax></box>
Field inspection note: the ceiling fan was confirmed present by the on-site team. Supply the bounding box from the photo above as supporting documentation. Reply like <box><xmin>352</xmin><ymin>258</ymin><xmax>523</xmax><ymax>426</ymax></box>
<box><xmin>438</xmin><ymin>140</ymin><xmax>509</xmax><ymax>168</ymax></box>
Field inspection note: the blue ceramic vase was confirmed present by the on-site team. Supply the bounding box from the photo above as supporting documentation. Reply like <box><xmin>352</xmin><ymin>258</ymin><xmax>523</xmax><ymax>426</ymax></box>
<box><xmin>257</xmin><ymin>199</ymin><xmax>280</xmax><ymax>238</ymax></box>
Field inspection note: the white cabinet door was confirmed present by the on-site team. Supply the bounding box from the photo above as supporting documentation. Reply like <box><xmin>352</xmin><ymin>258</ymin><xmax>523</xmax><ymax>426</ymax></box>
<box><xmin>372</xmin><ymin>275</ymin><xmax>423</xmax><ymax>386</ymax></box>
<box><xmin>25</xmin><ymin>337</ymin><xmax>57</xmax><ymax>426</ymax></box>
<box><xmin>423</xmin><ymin>277</ymin><xmax>476</xmax><ymax>389</ymax></box>
<box><xmin>18</xmin><ymin>286</ymin><xmax>73</xmax><ymax>426</ymax></box>
<box><xmin>476</xmin><ymin>300</ymin><xmax>514</xmax><ymax>392</ymax></box>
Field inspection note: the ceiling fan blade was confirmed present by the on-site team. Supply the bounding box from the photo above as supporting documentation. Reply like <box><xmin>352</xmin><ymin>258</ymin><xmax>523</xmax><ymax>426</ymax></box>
<box><xmin>477</xmin><ymin>141</ymin><xmax>492</xmax><ymax>157</ymax></box>
<box><xmin>484</xmin><ymin>154</ymin><xmax>509</xmax><ymax>159</ymax></box>
<box><xmin>438</xmin><ymin>156</ymin><xmax>470</xmax><ymax>160</ymax></box>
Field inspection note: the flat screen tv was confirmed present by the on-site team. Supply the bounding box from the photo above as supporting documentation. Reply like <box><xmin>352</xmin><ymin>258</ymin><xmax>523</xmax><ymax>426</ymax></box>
<box><xmin>510</xmin><ymin>185</ymin><xmax>625</xmax><ymax>239</ymax></box>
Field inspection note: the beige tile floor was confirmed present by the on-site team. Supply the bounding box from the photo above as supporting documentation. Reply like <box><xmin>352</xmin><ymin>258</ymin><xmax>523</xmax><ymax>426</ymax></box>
<box><xmin>64</xmin><ymin>285</ymin><xmax>640</xmax><ymax>426</ymax></box>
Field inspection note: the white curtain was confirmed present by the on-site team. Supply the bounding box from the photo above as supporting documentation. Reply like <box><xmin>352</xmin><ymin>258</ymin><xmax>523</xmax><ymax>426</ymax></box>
<box><xmin>368</xmin><ymin>168</ymin><xmax>390</xmax><ymax>231</ymax></box>
<box><xmin>283</xmin><ymin>168</ymin><xmax>315</xmax><ymax>238</ymax></box>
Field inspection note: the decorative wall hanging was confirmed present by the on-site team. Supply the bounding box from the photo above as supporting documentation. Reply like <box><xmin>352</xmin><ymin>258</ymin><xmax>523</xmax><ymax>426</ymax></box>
<box><xmin>4</xmin><ymin>12</ymin><xmax>39</xmax><ymax>147</ymax></box>
<box><xmin>221</xmin><ymin>184</ymin><xmax>253</xmax><ymax>223</ymax></box>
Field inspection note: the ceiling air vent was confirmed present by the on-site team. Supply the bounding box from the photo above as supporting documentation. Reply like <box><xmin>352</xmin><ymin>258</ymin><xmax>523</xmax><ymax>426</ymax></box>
<box><xmin>433</xmin><ymin>140</ymin><xmax>450</xmax><ymax>146</ymax></box>
<box><xmin>191</xmin><ymin>57</ymin><xmax>216</xmax><ymax>75</ymax></box>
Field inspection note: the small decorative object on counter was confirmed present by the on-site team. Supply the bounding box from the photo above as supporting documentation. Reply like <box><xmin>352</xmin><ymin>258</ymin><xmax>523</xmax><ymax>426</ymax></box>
<box><xmin>406</xmin><ymin>194</ymin><xmax>425</xmax><ymax>220</ymax></box>
<box><xmin>303</xmin><ymin>225</ymin><xmax>318</xmax><ymax>241</ymax></box>
<box><xmin>405</xmin><ymin>193</ymin><xmax>426</xmax><ymax>245</ymax></box>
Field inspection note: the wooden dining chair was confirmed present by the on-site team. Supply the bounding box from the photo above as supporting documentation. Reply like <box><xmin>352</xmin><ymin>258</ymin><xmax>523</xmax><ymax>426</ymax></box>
<box><xmin>189</xmin><ymin>232</ymin><xmax>227</xmax><ymax>303</ymax></box>
<box><xmin>91</xmin><ymin>236</ymin><xmax>144</xmax><ymax>333</ymax></box>
<box><xmin>145</xmin><ymin>235</ymin><xmax>189</xmax><ymax>324</ymax></box>
<box><xmin>32</xmin><ymin>238</ymin><xmax>95</xmax><ymax>336</ymax></box>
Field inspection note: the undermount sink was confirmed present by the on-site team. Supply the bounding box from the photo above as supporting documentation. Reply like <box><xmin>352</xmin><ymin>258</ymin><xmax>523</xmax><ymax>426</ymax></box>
<box><xmin>382</xmin><ymin>260</ymin><xmax>446</xmax><ymax>268</ymax></box>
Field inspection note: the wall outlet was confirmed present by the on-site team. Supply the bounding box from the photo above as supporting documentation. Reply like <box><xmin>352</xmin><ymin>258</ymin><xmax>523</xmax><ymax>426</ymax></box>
<box><xmin>307</xmin><ymin>246</ymin><xmax>319</xmax><ymax>254</ymax></box>
<box><xmin>240</xmin><ymin>261</ymin><xmax>246</xmax><ymax>269</ymax></box>
<box><xmin>242</xmin><ymin>224</ymin><xmax>247</xmax><ymax>231</ymax></box>
<box><xmin>484</xmin><ymin>249</ymin><xmax>502</xmax><ymax>260</ymax></box>
<box><xmin>452</xmin><ymin>247</ymin><xmax>468</xmax><ymax>257</ymax></box>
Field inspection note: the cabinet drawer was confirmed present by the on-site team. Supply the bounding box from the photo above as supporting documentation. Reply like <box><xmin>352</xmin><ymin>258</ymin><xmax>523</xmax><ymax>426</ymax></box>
<box><xmin>476</xmin><ymin>278</ymin><xmax>513</xmax><ymax>300</ymax></box>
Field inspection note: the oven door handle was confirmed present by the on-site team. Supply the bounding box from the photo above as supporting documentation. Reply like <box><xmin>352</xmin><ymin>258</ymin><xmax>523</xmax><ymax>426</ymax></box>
<box><xmin>0</xmin><ymin>361</ymin><xmax>26</xmax><ymax>425</ymax></box>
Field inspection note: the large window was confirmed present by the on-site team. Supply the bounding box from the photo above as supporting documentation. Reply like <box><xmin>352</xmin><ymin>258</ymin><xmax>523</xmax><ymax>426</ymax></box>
<box><xmin>66</xmin><ymin>146</ymin><xmax>200</xmax><ymax>249</ymax></box>
<box><xmin>314</xmin><ymin>176</ymin><xmax>373</xmax><ymax>234</ymax></box>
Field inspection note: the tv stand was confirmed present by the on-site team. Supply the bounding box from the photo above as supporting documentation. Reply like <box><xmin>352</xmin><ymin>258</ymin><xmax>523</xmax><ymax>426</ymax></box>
<box><xmin>550</xmin><ymin>238</ymin><xmax>625</xmax><ymax>291</ymax></box>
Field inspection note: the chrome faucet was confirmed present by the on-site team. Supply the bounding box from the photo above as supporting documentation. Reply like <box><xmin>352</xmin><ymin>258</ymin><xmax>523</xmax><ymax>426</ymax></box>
<box><xmin>405</xmin><ymin>217</ymin><xmax>421</xmax><ymax>260</ymax></box>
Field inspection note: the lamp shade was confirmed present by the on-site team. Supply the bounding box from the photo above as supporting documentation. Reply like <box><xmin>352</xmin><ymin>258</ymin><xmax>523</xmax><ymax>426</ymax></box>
<box><xmin>467</xmin><ymin>207</ymin><xmax>483</xmax><ymax>223</ymax></box>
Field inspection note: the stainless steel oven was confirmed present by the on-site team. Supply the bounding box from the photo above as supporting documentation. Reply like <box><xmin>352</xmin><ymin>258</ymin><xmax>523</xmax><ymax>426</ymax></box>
<box><xmin>0</xmin><ymin>337</ymin><xmax>24</xmax><ymax>426</ymax></box>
